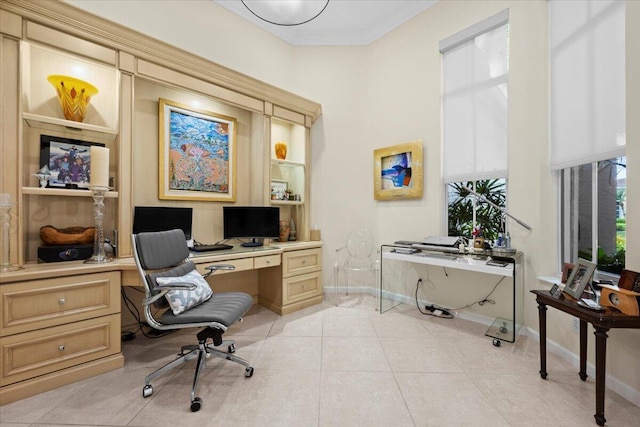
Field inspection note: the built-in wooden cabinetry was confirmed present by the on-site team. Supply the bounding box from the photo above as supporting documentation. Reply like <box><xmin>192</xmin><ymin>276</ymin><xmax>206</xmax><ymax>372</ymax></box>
<box><xmin>0</xmin><ymin>0</ymin><xmax>323</xmax><ymax>403</ymax></box>
<box><xmin>0</xmin><ymin>268</ymin><xmax>123</xmax><ymax>404</ymax></box>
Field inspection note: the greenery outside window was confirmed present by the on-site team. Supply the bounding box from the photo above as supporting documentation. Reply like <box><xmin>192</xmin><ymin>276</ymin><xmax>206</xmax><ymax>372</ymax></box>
<box><xmin>447</xmin><ymin>179</ymin><xmax>506</xmax><ymax>242</ymax></box>
<box><xmin>560</xmin><ymin>156</ymin><xmax>626</xmax><ymax>275</ymax></box>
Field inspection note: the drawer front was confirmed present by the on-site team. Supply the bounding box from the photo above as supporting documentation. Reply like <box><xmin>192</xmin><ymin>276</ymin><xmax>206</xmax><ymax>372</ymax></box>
<box><xmin>1</xmin><ymin>272</ymin><xmax>120</xmax><ymax>336</ymax></box>
<box><xmin>0</xmin><ymin>313</ymin><xmax>121</xmax><ymax>386</ymax></box>
<box><xmin>196</xmin><ymin>258</ymin><xmax>254</xmax><ymax>276</ymax></box>
<box><xmin>283</xmin><ymin>248</ymin><xmax>322</xmax><ymax>278</ymax></box>
<box><xmin>254</xmin><ymin>254</ymin><xmax>281</xmax><ymax>269</ymax></box>
<box><xmin>283</xmin><ymin>271</ymin><xmax>322</xmax><ymax>305</ymax></box>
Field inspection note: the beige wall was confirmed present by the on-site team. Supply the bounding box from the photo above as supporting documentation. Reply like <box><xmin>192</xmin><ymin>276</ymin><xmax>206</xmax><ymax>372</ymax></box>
<box><xmin>64</xmin><ymin>0</ymin><xmax>640</xmax><ymax>403</ymax></box>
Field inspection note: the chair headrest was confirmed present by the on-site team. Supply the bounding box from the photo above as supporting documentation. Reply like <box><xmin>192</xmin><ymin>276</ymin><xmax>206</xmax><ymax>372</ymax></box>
<box><xmin>134</xmin><ymin>229</ymin><xmax>190</xmax><ymax>270</ymax></box>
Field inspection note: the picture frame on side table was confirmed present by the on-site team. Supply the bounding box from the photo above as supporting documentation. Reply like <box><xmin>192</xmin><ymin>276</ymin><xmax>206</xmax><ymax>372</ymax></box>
<box><xmin>563</xmin><ymin>258</ymin><xmax>596</xmax><ymax>299</ymax></box>
<box><xmin>373</xmin><ymin>140</ymin><xmax>423</xmax><ymax>201</ymax></box>
<box><xmin>561</xmin><ymin>262</ymin><xmax>575</xmax><ymax>284</ymax></box>
<box><xmin>40</xmin><ymin>135</ymin><xmax>105</xmax><ymax>189</ymax></box>
<box><xmin>158</xmin><ymin>98</ymin><xmax>237</xmax><ymax>202</ymax></box>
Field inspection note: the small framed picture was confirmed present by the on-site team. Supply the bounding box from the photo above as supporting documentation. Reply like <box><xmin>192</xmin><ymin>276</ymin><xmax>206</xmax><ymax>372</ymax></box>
<box><xmin>270</xmin><ymin>179</ymin><xmax>288</xmax><ymax>200</ymax></box>
<box><xmin>561</xmin><ymin>262</ymin><xmax>575</xmax><ymax>284</ymax></box>
<box><xmin>40</xmin><ymin>135</ymin><xmax>104</xmax><ymax>189</ymax></box>
<box><xmin>563</xmin><ymin>258</ymin><xmax>597</xmax><ymax>300</ymax></box>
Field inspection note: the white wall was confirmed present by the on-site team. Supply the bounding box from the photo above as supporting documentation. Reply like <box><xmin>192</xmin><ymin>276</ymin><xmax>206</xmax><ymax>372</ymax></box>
<box><xmin>64</xmin><ymin>0</ymin><xmax>640</xmax><ymax>404</ymax></box>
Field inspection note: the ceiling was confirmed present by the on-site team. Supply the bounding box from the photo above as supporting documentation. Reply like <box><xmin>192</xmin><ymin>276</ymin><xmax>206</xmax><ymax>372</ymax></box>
<box><xmin>212</xmin><ymin>0</ymin><xmax>439</xmax><ymax>46</ymax></box>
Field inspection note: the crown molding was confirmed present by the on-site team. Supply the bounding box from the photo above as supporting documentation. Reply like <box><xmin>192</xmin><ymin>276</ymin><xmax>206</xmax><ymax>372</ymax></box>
<box><xmin>0</xmin><ymin>0</ymin><xmax>321</xmax><ymax>122</ymax></box>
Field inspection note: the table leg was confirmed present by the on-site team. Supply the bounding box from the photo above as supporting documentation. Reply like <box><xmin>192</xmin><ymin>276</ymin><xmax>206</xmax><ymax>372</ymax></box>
<box><xmin>579</xmin><ymin>320</ymin><xmax>588</xmax><ymax>381</ymax></box>
<box><xmin>537</xmin><ymin>300</ymin><xmax>548</xmax><ymax>379</ymax></box>
<box><xmin>593</xmin><ymin>328</ymin><xmax>608</xmax><ymax>426</ymax></box>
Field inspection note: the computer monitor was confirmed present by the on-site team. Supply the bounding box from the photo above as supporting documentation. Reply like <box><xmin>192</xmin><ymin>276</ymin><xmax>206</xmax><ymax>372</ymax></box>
<box><xmin>132</xmin><ymin>206</ymin><xmax>193</xmax><ymax>241</ymax></box>
<box><xmin>223</xmin><ymin>206</ymin><xmax>279</xmax><ymax>247</ymax></box>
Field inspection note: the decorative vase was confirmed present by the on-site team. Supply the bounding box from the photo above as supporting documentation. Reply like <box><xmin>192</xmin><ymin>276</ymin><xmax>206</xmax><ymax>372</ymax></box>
<box><xmin>278</xmin><ymin>219</ymin><xmax>290</xmax><ymax>242</ymax></box>
<box><xmin>288</xmin><ymin>218</ymin><xmax>297</xmax><ymax>241</ymax></box>
<box><xmin>47</xmin><ymin>75</ymin><xmax>99</xmax><ymax>122</ymax></box>
<box><xmin>275</xmin><ymin>141</ymin><xmax>287</xmax><ymax>160</ymax></box>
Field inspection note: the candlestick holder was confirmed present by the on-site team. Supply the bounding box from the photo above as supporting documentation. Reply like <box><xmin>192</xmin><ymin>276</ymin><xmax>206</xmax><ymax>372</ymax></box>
<box><xmin>84</xmin><ymin>185</ymin><xmax>113</xmax><ymax>264</ymax></box>
<box><xmin>1</xmin><ymin>202</ymin><xmax>23</xmax><ymax>272</ymax></box>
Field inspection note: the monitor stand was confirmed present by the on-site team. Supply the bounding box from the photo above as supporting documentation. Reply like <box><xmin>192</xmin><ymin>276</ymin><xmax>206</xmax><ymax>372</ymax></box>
<box><xmin>241</xmin><ymin>238</ymin><xmax>264</xmax><ymax>247</ymax></box>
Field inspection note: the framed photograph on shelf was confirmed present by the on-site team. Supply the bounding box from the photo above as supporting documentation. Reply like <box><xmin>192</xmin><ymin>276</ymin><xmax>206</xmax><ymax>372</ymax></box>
<box><xmin>270</xmin><ymin>179</ymin><xmax>288</xmax><ymax>201</ymax></box>
<box><xmin>158</xmin><ymin>98</ymin><xmax>237</xmax><ymax>202</ymax></box>
<box><xmin>563</xmin><ymin>258</ymin><xmax>597</xmax><ymax>299</ymax></box>
<box><xmin>40</xmin><ymin>135</ymin><xmax>104</xmax><ymax>189</ymax></box>
<box><xmin>373</xmin><ymin>140</ymin><xmax>423</xmax><ymax>201</ymax></box>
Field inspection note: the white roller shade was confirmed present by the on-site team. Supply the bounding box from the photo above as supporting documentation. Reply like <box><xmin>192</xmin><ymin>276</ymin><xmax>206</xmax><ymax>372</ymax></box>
<box><xmin>550</xmin><ymin>0</ymin><xmax>625</xmax><ymax>170</ymax></box>
<box><xmin>441</xmin><ymin>11</ymin><xmax>509</xmax><ymax>183</ymax></box>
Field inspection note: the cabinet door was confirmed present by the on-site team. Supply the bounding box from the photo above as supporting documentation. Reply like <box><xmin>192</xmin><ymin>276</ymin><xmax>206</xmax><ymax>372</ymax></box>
<box><xmin>1</xmin><ymin>272</ymin><xmax>120</xmax><ymax>336</ymax></box>
<box><xmin>283</xmin><ymin>271</ymin><xmax>322</xmax><ymax>305</ymax></box>
<box><xmin>282</xmin><ymin>248</ymin><xmax>322</xmax><ymax>278</ymax></box>
<box><xmin>0</xmin><ymin>313</ymin><xmax>120</xmax><ymax>386</ymax></box>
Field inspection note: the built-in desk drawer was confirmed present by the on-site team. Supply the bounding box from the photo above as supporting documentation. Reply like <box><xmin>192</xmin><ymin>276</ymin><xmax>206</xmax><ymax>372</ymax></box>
<box><xmin>254</xmin><ymin>254</ymin><xmax>281</xmax><ymax>269</ymax></box>
<box><xmin>282</xmin><ymin>248</ymin><xmax>321</xmax><ymax>278</ymax></box>
<box><xmin>283</xmin><ymin>271</ymin><xmax>322</xmax><ymax>305</ymax></box>
<box><xmin>196</xmin><ymin>258</ymin><xmax>254</xmax><ymax>276</ymax></box>
<box><xmin>0</xmin><ymin>313</ymin><xmax>120</xmax><ymax>386</ymax></box>
<box><xmin>1</xmin><ymin>272</ymin><xmax>120</xmax><ymax>336</ymax></box>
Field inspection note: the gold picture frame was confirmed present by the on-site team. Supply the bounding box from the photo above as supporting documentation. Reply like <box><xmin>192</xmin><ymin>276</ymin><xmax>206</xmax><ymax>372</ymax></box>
<box><xmin>373</xmin><ymin>140</ymin><xmax>423</xmax><ymax>200</ymax></box>
<box><xmin>158</xmin><ymin>98</ymin><xmax>237</xmax><ymax>202</ymax></box>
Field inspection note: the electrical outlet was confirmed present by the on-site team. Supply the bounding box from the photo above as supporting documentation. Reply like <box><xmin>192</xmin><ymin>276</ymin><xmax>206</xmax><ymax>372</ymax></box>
<box><xmin>572</xmin><ymin>318</ymin><xmax>580</xmax><ymax>333</ymax></box>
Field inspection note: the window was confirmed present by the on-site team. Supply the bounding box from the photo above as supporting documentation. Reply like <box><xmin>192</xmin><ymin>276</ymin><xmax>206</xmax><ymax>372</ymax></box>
<box><xmin>440</xmin><ymin>10</ymin><xmax>509</xmax><ymax>242</ymax></box>
<box><xmin>560</xmin><ymin>156</ymin><xmax>626</xmax><ymax>275</ymax></box>
<box><xmin>447</xmin><ymin>179</ymin><xmax>506</xmax><ymax>242</ymax></box>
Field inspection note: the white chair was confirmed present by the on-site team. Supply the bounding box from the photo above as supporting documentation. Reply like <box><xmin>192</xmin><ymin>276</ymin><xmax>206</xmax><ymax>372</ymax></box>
<box><xmin>334</xmin><ymin>229</ymin><xmax>380</xmax><ymax>300</ymax></box>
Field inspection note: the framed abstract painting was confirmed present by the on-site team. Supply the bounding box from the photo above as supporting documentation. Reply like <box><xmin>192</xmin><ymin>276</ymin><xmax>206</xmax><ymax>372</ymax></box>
<box><xmin>373</xmin><ymin>140</ymin><xmax>423</xmax><ymax>200</ymax></box>
<box><xmin>158</xmin><ymin>98</ymin><xmax>236</xmax><ymax>202</ymax></box>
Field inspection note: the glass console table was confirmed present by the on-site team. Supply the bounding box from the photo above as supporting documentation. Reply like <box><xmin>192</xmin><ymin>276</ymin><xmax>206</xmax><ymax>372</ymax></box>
<box><xmin>379</xmin><ymin>244</ymin><xmax>524</xmax><ymax>343</ymax></box>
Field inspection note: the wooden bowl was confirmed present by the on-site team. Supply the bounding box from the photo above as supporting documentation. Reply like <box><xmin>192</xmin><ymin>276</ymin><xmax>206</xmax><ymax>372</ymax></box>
<box><xmin>40</xmin><ymin>225</ymin><xmax>95</xmax><ymax>246</ymax></box>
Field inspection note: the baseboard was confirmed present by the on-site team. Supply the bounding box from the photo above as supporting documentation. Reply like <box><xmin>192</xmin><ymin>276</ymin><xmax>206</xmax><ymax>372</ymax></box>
<box><xmin>326</xmin><ymin>286</ymin><xmax>640</xmax><ymax>407</ymax></box>
<box><xmin>524</xmin><ymin>327</ymin><xmax>640</xmax><ymax>407</ymax></box>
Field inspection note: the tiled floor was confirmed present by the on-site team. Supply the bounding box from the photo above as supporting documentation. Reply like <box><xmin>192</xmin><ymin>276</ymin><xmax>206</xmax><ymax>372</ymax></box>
<box><xmin>2</xmin><ymin>294</ymin><xmax>640</xmax><ymax>426</ymax></box>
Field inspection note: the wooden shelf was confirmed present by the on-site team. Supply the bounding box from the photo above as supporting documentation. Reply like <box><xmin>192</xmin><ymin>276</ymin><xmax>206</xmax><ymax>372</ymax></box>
<box><xmin>22</xmin><ymin>187</ymin><xmax>118</xmax><ymax>198</ymax></box>
<box><xmin>271</xmin><ymin>199</ymin><xmax>304</xmax><ymax>206</ymax></box>
<box><xmin>23</xmin><ymin>113</ymin><xmax>118</xmax><ymax>140</ymax></box>
<box><xmin>270</xmin><ymin>159</ymin><xmax>305</xmax><ymax>169</ymax></box>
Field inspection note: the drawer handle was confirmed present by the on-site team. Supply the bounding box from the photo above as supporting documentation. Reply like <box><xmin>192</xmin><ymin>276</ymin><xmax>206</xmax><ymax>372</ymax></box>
<box><xmin>266</xmin><ymin>260</ymin><xmax>271</xmax><ymax>264</ymax></box>
<box><xmin>302</xmin><ymin>260</ymin><xmax>307</xmax><ymax>264</ymax></box>
<box><xmin>59</xmin><ymin>298</ymin><xmax>66</xmax><ymax>305</ymax></box>
<box><xmin>58</xmin><ymin>345</ymin><xmax>65</xmax><ymax>351</ymax></box>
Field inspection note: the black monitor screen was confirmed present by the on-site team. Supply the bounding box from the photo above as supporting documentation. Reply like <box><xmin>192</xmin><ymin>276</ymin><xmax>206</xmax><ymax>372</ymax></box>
<box><xmin>133</xmin><ymin>206</ymin><xmax>193</xmax><ymax>240</ymax></box>
<box><xmin>223</xmin><ymin>206</ymin><xmax>279</xmax><ymax>246</ymax></box>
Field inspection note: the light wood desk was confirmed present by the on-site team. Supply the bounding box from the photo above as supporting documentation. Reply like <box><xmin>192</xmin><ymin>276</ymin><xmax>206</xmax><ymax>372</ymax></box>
<box><xmin>0</xmin><ymin>241</ymin><xmax>322</xmax><ymax>405</ymax></box>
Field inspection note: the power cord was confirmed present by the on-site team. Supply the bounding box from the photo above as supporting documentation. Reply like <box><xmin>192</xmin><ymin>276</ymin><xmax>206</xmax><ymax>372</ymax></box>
<box><xmin>121</xmin><ymin>287</ymin><xmax>175</xmax><ymax>339</ymax></box>
<box><xmin>414</xmin><ymin>274</ymin><xmax>507</xmax><ymax>318</ymax></box>
<box><xmin>415</xmin><ymin>278</ymin><xmax>454</xmax><ymax>318</ymax></box>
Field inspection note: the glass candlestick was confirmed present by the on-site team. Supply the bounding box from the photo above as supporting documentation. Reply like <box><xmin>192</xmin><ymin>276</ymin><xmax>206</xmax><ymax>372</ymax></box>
<box><xmin>0</xmin><ymin>199</ymin><xmax>23</xmax><ymax>272</ymax></box>
<box><xmin>84</xmin><ymin>186</ymin><xmax>113</xmax><ymax>264</ymax></box>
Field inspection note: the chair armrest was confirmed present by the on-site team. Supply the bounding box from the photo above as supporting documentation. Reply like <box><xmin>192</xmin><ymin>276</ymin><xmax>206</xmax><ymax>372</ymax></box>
<box><xmin>202</xmin><ymin>264</ymin><xmax>235</xmax><ymax>278</ymax></box>
<box><xmin>143</xmin><ymin>282</ymin><xmax>197</xmax><ymax>306</ymax></box>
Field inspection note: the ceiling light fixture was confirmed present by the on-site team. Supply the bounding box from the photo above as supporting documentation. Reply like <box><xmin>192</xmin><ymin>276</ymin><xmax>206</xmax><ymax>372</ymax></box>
<box><xmin>241</xmin><ymin>0</ymin><xmax>330</xmax><ymax>26</ymax></box>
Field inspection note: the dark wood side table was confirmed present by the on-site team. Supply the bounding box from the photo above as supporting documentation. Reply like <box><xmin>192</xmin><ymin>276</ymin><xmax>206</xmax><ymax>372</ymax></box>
<box><xmin>531</xmin><ymin>290</ymin><xmax>640</xmax><ymax>426</ymax></box>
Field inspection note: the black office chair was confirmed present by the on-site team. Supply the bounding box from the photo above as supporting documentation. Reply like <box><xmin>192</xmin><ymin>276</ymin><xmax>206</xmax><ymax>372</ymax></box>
<box><xmin>131</xmin><ymin>228</ymin><xmax>254</xmax><ymax>412</ymax></box>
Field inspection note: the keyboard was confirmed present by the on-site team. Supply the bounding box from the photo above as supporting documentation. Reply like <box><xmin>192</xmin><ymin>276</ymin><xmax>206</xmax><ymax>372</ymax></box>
<box><xmin>191</xmin><ymin>244</ymin><xmax>233</xmax><ymax>252</ymax></box>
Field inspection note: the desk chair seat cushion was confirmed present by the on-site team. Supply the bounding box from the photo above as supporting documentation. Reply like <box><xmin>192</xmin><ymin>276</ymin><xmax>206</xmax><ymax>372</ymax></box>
<box><xmin>156</xmin><ymin>269</ymin><xmax>213</xmax><ymax>315</ymax></box>
<box><xmin>157</xmin><ymin>291</ymin><xmax>254</xmax><ymax>326</ymax></box>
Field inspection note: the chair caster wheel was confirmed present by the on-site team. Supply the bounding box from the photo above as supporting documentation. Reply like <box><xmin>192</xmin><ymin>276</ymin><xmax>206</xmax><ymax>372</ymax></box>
<box><xmin>492</xmin><ymin>338</ymin><xmax>501</xmax><ymax>347</ymax></box>
<box><xmin>228</xmin><ymin>343</ymin><xmax>236</xmax><ymax>353</ymax></box>
<box><xmin>245</xmin><ymin>366</ymin><xmax>254</xmax><ymax>377</ymax></box>
<box><xmin>190</xmin><ymin>397</ymin><xmax>202</xmax><ymax>412</ymax></box>
<box><xmin>142</xmin><ymin>385</ymin><xmax>153</xmax><ymax>398</ymax></box>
